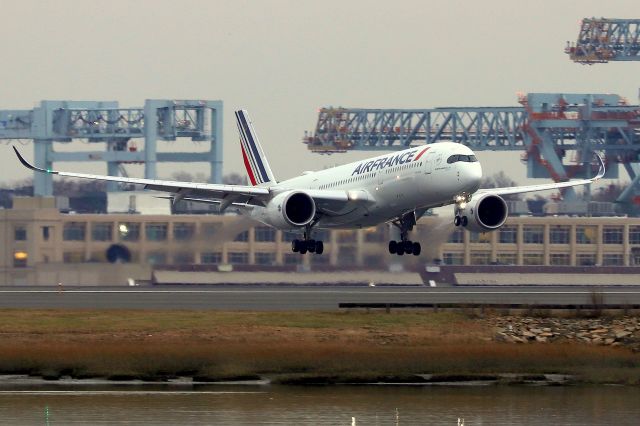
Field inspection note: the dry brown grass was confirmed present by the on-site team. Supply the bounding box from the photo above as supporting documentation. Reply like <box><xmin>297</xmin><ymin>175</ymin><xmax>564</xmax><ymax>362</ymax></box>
<box><xmin>0</xmin><ymin>309</ymin><xmax>637</xmax><ymax>383</ymax></box>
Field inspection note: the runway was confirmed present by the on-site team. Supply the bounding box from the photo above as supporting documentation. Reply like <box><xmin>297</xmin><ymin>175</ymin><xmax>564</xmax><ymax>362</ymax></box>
<box><xmin>0</xmin><ymin>285</ymin><xmax>639</xmax><ymax>310</ymax></box>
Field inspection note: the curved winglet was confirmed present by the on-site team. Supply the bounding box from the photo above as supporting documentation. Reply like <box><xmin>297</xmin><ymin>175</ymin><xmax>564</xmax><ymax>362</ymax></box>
<box><xmin>13</xmin><ymin>147</ymin><xmax>56</xmax><ymax>174</ymax></box>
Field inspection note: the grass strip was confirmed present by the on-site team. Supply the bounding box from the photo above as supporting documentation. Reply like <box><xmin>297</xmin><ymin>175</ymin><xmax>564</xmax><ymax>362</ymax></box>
<box><xmin>0</xmin><ymin>309</ymin><xmax>636</xmax><ymax>384</ymax></box>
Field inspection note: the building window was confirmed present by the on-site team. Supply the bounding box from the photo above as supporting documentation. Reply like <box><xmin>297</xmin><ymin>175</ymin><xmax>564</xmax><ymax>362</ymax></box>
<box><xmin>174</xmin><ymin>252</ymin><xmax>195</xmax><ymax>265</ymax></box>
<box><xmin>603</xmin><ymin>226</ymin><xmax>623</xmax><ymax>245</ymax></box>
<box><xmin>281</xmin><ymin>231</ymin><xmax>298</xmax><ymax>242</ymax></box>
<box><xmin>498</xmin><ymin>226</ymin><xmax>517</xmax><ymax>244</ymax></box>
<box><xmin>364</xmin><ymin>226</ymin><xmax>386</xmax><ymax>242</ymax></box>
<box><xmin>255</xmin><ymin>252</ymin><xmax>275</xmax><ymax>265</ymax></box>
<box><xmin>173</xmin><ymin>223</ymin><xmax>195</xmax><ymax>241</ymax></box>
<box><xmin>523</xmin><ymin>226</ymin><xmax>544</xmax><ymax>244</ymax></box>
<box><xmin>311</xmin><ymin>255</ymin><xmax>330</xmax><ymax>265</ymax></box>
<box><xmin>576</xmin><ymin>253</ymin><xmax>596</xmax><ymax>266</ymax></box>
<box><xmin>496</xmin><ymin>253</ymin><xmax>517</xmax><ymax>265</ymax></box>
<box><xmin>42</xmin><ymin>226</ymin><xmax>50</xmax><ymax>241</ymax></box>
<box><xmin>337</xmin><ymin>247</ymin><xmax>357</xmax><ymax>266</ymax></box>
<box><xmin>254</xmin><ymin>226</ymin><xmax>276</xmax><ymax>242</ymax></box>
<box><xmin>202</xmin><ymin>223</ymin><xmax>221</xmax><ymax>238</ymax></box>
<box><xmin>146</xmin><ymin>223</ymin><xmax>168</xmax><ymax>241</ymax></box>
<box><xmin>363</xmin><ymin>255</ymin><xmax>383</xmax><ymax>267</ymax></box>
<box><xmin>13</xmin><ymin>251</ymin><xmax>28</xmax><ymax>268</ymax></box>
<box><xmin>118</xmin><ymin>223</ymin><xmax>140</xmax><ymax>242</ymax></box>
<box><xmin>63</xmin><ymin>251</ymin><xmax>85</xmax><ymax>263</ymax></box>
<box><xmin>442</xmin><ymin>252</ymin><xmax>464</xmax><ymax>265</ymax></box>
<box><xmin>234</xmin><ymin>231</ymin><xmax>249</xmax><ymax>242</ymax></box>
<box><xmin>314</xmin><ymin>229</ymin><xmax>330</xmax><ymax>242</ymax></box>
<box><xmin>63</xmin><ymin>222</ymin><xmax>86</xmax><ymax>241</ymax></box>
<box><xmin>337</xmin><ymin>231</ymin><xmax>357</xmax><ymax>243</ymax></box>
<box><xmin>576</xmin><ymin>226</ymin><xmax>597</xmax><ymax>244</ymax></box>
<box><xmin>89</xmin><ymin>251</ymin><xmax>107</xmax><ymax>263</ymax></box>
<box><xmin>523</xmin><ymin>253</ymin><xmax>544</xmax><ymax>266</ymax></box>
<box><xmin>146</xmin><ymin>251</ymin><xmax>167</xmax><ymax>265</ymax></box>
<box><xmin>630</xmin><ymin>226</ymin><xmax>640</xmax><ymax>245</ymax></box>
<box><xmin>228</xmin><ymin>252</ymin><xmax>249</xmax><ymax>264</ymax></box>
<box><xmin>284</xmin><ymin>253</ymin><xmax>302</xmax><ymax>265</ymax></box>
<box><xmin>448</xmin><ymin>229</ymin><xmax>464</xmax><ymax>244</ymax></box>
<box><xmin>469</xmin><ymin>232</ymin><xmax>491</xmax><ymax>244</ymax></box>
<box><xmin>603</xmin><ymin>254</ymin><xmax>624</xmax><ymax>266</ymax></box>
<box><xmin>549</xmin><ymin>253</ymin><xmax>570</xmax><ymax>266</ymax></box>
<box><xmin>201</xmin><ymin>252</ymin><xmax>222</xmax><ymax>264</ymax></box>
<box><xmin>14</xmin><ymin>226</ymin><xmax>27</xmax><ymax>241</ymax></box>
<box><xmin>549</xmin><ymin>226</ymin><xmax>570</xmax><ymax>244</ymax></box>
<box><xmin>91</xmin><ymin>222</ymin><xmax>113</xmax><ymax>241</ymax></box>
<box><xmin>470</xmin><ymin>251</ymin><xmax>491</xmax><ymax>265</ymax></box>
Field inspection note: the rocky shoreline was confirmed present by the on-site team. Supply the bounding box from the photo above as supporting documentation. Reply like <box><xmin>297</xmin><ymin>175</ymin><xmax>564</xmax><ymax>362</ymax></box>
<box><xmin>488</xmin><ymin>316</ymin><xmax>640</xmax><ymax>350</ymax></box>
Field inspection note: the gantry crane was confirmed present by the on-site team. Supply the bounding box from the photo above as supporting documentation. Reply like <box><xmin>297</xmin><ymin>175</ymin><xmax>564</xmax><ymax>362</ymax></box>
<box><xmin>565</xmin><ymin>18</ymin><xmax>640</xmax><ymax>64</ymax></box>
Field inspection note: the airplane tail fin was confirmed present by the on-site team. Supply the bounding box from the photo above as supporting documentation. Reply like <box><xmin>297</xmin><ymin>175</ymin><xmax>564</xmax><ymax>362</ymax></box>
<box><xmin>235</xmin><ymin>110</ymin><xmax>276</xmax><ymax>186</ymax></box>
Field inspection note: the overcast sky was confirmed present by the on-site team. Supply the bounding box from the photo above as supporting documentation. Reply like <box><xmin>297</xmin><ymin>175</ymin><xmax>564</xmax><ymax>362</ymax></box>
<box><xmin>1</xmin><ymin>0</ymin><xmax>638</xmax><ymax>186</ymax></box>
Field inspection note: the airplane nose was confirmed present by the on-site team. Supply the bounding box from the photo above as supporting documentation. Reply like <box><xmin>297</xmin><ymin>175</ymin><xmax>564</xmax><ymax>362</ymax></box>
<box><xmin>462</xmin><ymin>163</ymin><xmax>482</xmax><ymax>191</ymax></box>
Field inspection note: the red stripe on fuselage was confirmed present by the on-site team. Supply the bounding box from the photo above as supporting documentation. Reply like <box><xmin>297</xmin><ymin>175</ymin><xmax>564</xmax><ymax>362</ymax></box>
<box><xmin>241</xmin><ymin>143</ymin><xmax>258</xmax><ymax>186</ymax></box>
<box><xmin>413</xmin><ymin>146</ymin><xmax>430</xmax><ymax>161</ymax></box>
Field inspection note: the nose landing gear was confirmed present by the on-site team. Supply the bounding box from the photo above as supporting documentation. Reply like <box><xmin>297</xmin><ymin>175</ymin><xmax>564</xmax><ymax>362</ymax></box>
<box><xmin>453</xmin><ymin>192</ymin><xmax>472</xmax><ymax>227</ymax></box>
<box><xmin>453</xmin><ymin>215</ymin><xmax>468</xmax><ymax>227</ymax></box>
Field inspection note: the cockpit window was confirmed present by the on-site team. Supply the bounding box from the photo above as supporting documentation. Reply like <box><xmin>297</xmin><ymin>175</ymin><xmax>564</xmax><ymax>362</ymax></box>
<box><xmin>447</xmin><ymin>154</ymin><xmax>478</xmax><ymax>164</ymax></box>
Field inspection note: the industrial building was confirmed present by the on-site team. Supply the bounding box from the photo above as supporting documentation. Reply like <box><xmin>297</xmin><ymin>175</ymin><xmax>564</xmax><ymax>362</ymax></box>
<box><xmin>2</xmin><ymin>197</ymin><xmax>639</xmax><ymax>286</ymax></box>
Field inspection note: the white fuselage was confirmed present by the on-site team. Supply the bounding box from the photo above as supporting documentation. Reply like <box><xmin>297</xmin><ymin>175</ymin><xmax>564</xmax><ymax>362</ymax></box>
<box><xmin>249</xmin><ymin>142</ymin><xmax>483</xmax><ymax>229</ymax></box>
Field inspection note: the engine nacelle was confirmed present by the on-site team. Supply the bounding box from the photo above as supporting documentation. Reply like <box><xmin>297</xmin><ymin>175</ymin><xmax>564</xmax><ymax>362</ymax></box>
<box><xmin>462</xmin><ymin>194</ymin><xmax>508</xmax><ymax>232</ymax></box>
<box><xmin>261</xmin><ymin>191</ymin><xmax>316</xmax><ymax>228</ymax></box>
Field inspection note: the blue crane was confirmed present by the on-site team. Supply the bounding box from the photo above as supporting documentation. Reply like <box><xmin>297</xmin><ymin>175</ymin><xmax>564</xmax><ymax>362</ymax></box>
<box><xmin>565</xmin><ymin>18</ymin><xmax>640</xmax><ymax>64</ymax></box>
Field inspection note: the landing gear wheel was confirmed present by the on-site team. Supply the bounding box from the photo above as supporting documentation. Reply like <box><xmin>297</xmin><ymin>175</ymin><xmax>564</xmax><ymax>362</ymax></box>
<box><xmin>403</xmin><ymin>240</ymin><xmax>413</xmax><ymax>255</ymax></box>
<box><xmin>307</xmin><ymin>239</ymin><xmax>316</xmax><ymax>253</ymax></box>
<box><xmin>412</xmin><ymin>242</ymin><xmax>421</xmax><ymax>256</ymax></box>
<box><xmin>461</xmin><ymin>216</ymin><xmax>468</xmax><ymax>227</ymax></box>
<box><xmin>315</xmin><ymin>240</ymin><xmax>324</xmax><ymax>255</ymax></box>
<box><xmin>396</xmin><ymin>246</ymin><xmax>405</xmax><ymax>256</ymax></box>
<box><xmin>454</xmin><ymin>216</ymin><xmax>461</xmax><ymax>227</ymax></box>
<box><xmin>299</xmin><ymin>245</ymin><xmax>308</xmax><ymax>254</ymax></box>
<box><xmin>389</xmin><ymin>241</ymin><xmax>397</xmax><ymax>254</ymax></box>
<box><xmin>291</xmin><ymin>239</ymin><xmax>300</xmax><ymax>252</ymax></box>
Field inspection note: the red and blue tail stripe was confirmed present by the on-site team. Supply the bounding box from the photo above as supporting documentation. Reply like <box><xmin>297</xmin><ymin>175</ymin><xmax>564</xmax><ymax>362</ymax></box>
<box><xmin>235</xmin><ymin>110</ymin><xmax>276</xmax><ymax>186</ymax></box>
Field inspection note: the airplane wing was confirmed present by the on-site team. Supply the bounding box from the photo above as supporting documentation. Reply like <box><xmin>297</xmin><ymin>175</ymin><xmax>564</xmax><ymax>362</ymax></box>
<box><xmin>12</xmin><ymin>147</ymin><xmax>270</xmax><ymax>205</ymax></box>
<box><xmin>475</xmin><ymin>154</ymin><xmax>605</xmax><ymax>197</ymax></box>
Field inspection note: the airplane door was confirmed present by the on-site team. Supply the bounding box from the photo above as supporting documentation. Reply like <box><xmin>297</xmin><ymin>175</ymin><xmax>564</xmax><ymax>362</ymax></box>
<box><xmin>425</xmin><ymin>152</ymin><xmax>434</xmax><ymax>174</ymax></box>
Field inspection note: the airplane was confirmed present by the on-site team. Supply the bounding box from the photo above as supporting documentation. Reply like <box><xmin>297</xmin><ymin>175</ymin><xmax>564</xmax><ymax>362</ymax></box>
<box><xmin>13</xmin><ymin>109</ymin><xmax>605</xmax><ymax>257</ymax></box>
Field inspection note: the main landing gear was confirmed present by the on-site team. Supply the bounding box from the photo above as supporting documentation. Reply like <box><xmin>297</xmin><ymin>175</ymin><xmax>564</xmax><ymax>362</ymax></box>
<box><xmin>291</xmin><ymin>221</ymin><xmax>324</xmax><ymax>255</ymax></box>
<box><xmin>388</xmin><ymin>212</ymin><xmax>421</xmax><ymax>256</ymax></box>
<box><xmin>291</xmin><ymin>238</ymin><xmax>324</xmax><ymax>255</ymax></box>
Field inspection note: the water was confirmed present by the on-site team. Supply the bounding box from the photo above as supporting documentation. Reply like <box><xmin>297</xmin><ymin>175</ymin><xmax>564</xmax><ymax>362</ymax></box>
<box><xmin>0</xmin><ymin>385</ymin><xmax>638</xmax><ymax>425</ymax></box>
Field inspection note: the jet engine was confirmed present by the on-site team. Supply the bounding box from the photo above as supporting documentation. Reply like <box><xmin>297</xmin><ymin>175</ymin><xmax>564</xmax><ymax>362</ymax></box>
<box><xmin>461</xmin><ymin>194</ymin><xmax>508</xmax><ymax>232</ymax></box>
<box><xmin>262</xmin><ymin>191</ymin><xmax>316</xmax><ymax>228</ymax></box>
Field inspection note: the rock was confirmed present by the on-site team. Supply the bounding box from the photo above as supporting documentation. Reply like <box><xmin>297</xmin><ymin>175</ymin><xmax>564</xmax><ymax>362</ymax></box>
<box><xmin>591</xmin><ymin>328</ymin><xmax>608</xmax><ymax>334</ymax></box>
<box><xmin>495</xmin><ymin>333</ymin><xmax>510</xmax><ymax>343</ymax></box>
<box><xmin>535</xmin><ymin>336</ymin><xmax>548</xmax><ymax>343</ymax></box>
<box><xmin>604</xmin><ymin>338</ymin><xmax>615</xmax><ymax>345</ymax></box>
<box><xmin>615</xmin><ymin>331</ymin><xmax>632</xmax><ymax>339</ymax></box>
<box><xmin>529</xmin><ymin>328</ymin><xmax>543</xmax><ymax>334</ymax></box>
<box><xmin>539</xmin><ymin>332</ymin><xmax>554</xmax><ymax>337</ymax></box>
